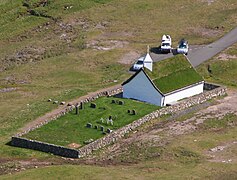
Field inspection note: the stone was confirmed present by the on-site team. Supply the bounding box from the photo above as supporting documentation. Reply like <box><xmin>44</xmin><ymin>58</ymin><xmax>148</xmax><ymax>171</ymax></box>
<box><xmin>48</xmin><ymin>99</ymin><xmax>52</xmax><ymax>102</ymax></box>
<box><xmin>86</xmin><ymin>123</ymin><xmax>92</xmax><ymax>128</ymax></box>
<box><xmin>76</xmin><ymin>105</ymin><xmax>79</xmax><ymax>115</ymax></box>
<box><xmin>118</xmin><ymin>100</ymin><xmax>124</xmax><ymax>105</ymax></box>
<box><xmin>127</xmin><ymin>110</ymin><xmax>131</xmax><ymax>113</ymax></box>
<box><xmin>107</xmin><ymin>128</ymin><xmax>113</xmax><ymax>133</ymax></box>
<box><xmin>94</xmin><ymin>125</ymin><xmax>98</xmax><ymax>129</ymax></box>
<box><xmin>84</xmin><ymin>138</ymin><xmax>94</xmax><ymax>144</ymax></box>
<box><xmin>80</xmin><ymin>102</ymin><xmax>84</xmax><ymax>109</ymax></box>
<box><xmin>90</xmin><ymin>103</ymin><xmax>96</xmax><ymax>108</ymax></box>
<box><xmin>100</xmin><ymin>126</ymin><xmax>104</xmax><ymax>132</ymax></box>
<box><xmin>53</xmin><ymin>101</ymin><xmax>58</xmax><ymax>104</ymax></box>
<box><xmin>111</xmin><ymin>99</ymin><xmax>116</xmax><ymax>103</ymax></box>
<box><xmin>60</xmin><ymin>101</ymin><xmax>66</xmax><ymax>105</ymax></box>
<box><xmin>132</xmin><ymin>109</ymin><xmax>136</xmax><ymax>115</ymax></box>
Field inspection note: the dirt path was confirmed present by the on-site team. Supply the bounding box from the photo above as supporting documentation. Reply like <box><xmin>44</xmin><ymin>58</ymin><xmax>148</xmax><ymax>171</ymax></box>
<box><xmin>19</xmin><ymin>84</ymin><xmax>121</xmax><ymax>134</ymax></box>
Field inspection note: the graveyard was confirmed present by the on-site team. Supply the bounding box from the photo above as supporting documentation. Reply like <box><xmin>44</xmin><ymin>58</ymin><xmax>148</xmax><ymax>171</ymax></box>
<box><xmin>22</xmin><ymin>97</ymin><xmax>159</xmax><ymax>147</ymax></box>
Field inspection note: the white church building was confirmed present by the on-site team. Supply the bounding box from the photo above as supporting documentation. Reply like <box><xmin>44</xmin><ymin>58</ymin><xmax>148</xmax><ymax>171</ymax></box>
<box><xmin>122</xmin><ymin>54</ymin><xmax>204</xmax><ymax>106</ymax></box>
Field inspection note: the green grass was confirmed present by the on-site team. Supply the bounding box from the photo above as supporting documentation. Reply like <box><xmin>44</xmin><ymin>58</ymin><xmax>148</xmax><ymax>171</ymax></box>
<box><xmin>0</xmin><ymin>0</ymin><xmax>237</xmax><ymax>169</ymax></box>
<box><xmin>197</xmin><ymin>43</ymin><xmax>237</xmax><ymax>87</ymax></box>
<box><xmin>145</xmin><ymin>55</ymin><xmax>203</xmax><ymax>93</ymax></box>
<box><xmin>0</xmin><ymin>0</ymin><xmax>113</xmax><ymax>40</ymax></box>
<box><xmin>23</xmin><ymin>97</ymin><xmax>159</xmax><ymax>146</ymax></box>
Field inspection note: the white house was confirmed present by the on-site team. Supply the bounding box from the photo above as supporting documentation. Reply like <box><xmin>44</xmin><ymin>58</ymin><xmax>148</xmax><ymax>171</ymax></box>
<box><xmin>122</xmin><ymin>55</ymin><xmax>204</xmax><ymax>106</ymax></box>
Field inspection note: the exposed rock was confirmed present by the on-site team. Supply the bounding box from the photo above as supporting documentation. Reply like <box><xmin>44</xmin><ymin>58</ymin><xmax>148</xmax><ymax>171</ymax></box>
<box><xmin>60</xmin><ymin>101</ymin><xmax>66</xmax><ymax>105</ymax></box>
<box><xmin>0</xmin><ymin>87</ymin><xmax>17</xmax><ymax>93</ymax></box>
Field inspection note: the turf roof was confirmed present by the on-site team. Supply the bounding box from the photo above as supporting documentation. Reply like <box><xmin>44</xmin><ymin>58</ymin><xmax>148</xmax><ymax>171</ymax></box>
<box><xmin>144</xmin><ymin>54</ymin><xmax>203</xmax><ymax>94</ymax></box>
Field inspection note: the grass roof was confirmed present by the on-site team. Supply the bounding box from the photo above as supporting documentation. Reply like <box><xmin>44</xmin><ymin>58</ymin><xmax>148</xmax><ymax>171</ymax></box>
<box><xmin>145</xmin><ymin>55</ymin><xmax>203</xmax><ymax>94</ymax></box>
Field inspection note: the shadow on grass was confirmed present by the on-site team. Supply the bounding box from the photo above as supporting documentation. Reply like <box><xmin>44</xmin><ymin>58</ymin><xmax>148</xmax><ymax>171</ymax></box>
<box><xmin>150</xmin><ymin>46</ymin><xmax>163</xmax><ymax>54</ymax></box>
<box><xmin>5</xmin><ymin>141</ymin><xmax>12</xmax><ymax>146</ymax></box>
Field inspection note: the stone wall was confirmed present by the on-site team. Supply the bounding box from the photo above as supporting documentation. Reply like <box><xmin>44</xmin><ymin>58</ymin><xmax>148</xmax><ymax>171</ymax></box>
<box><xmin>204</xmin><ymin>82</ymin><xmax>220</xmax><ymax>91</ymax></box>
<box><xmin>11</xmin><ymin>136</ymin><xmax>79</xmax><ymax>158</ymax></box>
<box><xmin>12</xmin><ymin>84</ymin><xmax>226</xmax><ymax>158</ymax></box>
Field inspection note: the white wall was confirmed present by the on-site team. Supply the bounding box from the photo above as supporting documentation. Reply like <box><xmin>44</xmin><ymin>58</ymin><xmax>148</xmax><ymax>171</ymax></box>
<box><xmin>163</xmin><ymin>82</ymin><xmax>204</xmax><ymax>105</ymax></box>
<box><xmin>123</xmin><ymin>71</ymin><xmax>164</xmax><ymax>106</ymax></box>
<box><xmin>144</xmin><ymin>53</ymin><xmax>153</xmax><ymax>72</ymax></box>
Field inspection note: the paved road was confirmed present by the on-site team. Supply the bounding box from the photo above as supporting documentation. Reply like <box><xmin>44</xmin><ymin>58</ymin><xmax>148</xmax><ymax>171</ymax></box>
<box><xmin>151</xmin><ymin>27</ymin><xmax>237</xmax><ymax>67</ymax></box>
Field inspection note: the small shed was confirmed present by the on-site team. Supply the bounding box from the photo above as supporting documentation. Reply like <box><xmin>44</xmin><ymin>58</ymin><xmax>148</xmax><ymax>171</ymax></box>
<box><xmin>122</xmin><ymin>55</ymin><xmax>204</xmax><ymax>106</ymax></box>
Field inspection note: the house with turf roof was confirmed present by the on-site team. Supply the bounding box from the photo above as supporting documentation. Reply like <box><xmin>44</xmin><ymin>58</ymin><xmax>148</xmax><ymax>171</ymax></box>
<box><xmin>122</xmin><ymin>54</ymin><xmax>204</xmax><ymax>106</ymax></box>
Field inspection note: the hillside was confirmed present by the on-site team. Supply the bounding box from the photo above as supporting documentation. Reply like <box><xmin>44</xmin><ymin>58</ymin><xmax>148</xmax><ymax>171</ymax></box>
<box><xmin>0</xmin><ymin>0</ymin><xmax>237</xmax><ymax>179</ymax></box>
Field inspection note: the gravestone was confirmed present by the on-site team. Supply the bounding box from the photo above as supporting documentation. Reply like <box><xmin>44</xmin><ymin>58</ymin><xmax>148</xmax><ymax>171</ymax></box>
<box><xmin>90</xmin><ymin>103</ymin><xmax>96</xmax><ymax>108</ymax></box>
<box><xmin>76</xmin><ymin>105</ymin><xmax>79</xmax><ymax>115</ymax></box>
<box><xmin>80</xmin><ymin>102</ymin><xmax>84</xmax><ymax>109</ymax></box>
<box><xmin>107</xmin><ymin>128</ymin><xmax>113</xmax><ymax>133</ymax></box>
<box><xmin>132</xmin><ymin>109</ymin><xmax>136</xmax><ymax>115</ymax></box>
<box><xmin>100</xmin><ymin>126</ymin><xmax>104</xmax><ymax>132</ymax></box>
<box><xmin>118</xmin><ymin>100</ymin><xmax>124</xmax><ymax>105</ymax></box>
<box><xmin>127</xmin><ymin>110</ymin><xmax>131</xmax><ymax>114</ymax></box>
<box><xmin>111</xmin><ymin>99</ymin><xmax>116</xmax><ymax>103</ymax></box>
<box><xmin>86</xmin><ymin>123</ymin><xmax>92</xmax><ymax>128</ymax></box>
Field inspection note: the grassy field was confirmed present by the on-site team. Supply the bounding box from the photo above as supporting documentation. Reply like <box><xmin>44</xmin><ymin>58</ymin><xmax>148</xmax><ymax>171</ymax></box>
<box><xmin>197</xmin><ymin>42</ymin><xmax>237</xmax><ymax>87</ymax></box>
<box><xmin>1</xmin><ymin>0</ymin><xmax>237</xmax><ymax>179</ymax></box>
<box><xmin>23</xmin><ymin>97</ymin><xmax>159</xmax><ymax>146</ymax></box>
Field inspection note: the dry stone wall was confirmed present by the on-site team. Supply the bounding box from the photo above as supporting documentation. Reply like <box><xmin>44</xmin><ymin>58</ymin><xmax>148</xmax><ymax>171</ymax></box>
<box><xmin>11</xmin><ymin>84</ymin><xmax>226</xmax><ymax>158</ymax></box>
<box><xmin>11</xmin><ymin>137</ymin><xmax>79</xmax><ymax>158</ymax></box>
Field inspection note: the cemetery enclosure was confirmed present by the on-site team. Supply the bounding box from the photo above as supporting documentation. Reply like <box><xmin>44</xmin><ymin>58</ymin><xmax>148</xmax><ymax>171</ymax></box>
<box><xmin>21</xmin><ymin>97</ymin><xmax>159</xmax><ymax>147</ymax></box>
<box><xmin>11</xmin><ymin>83</ymin><xmax>226</xmax><ymax>158</ymax></box>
